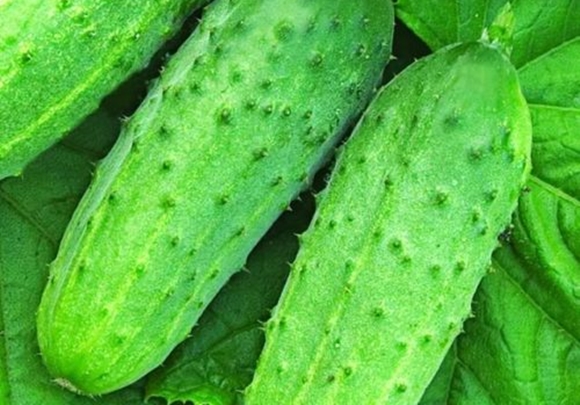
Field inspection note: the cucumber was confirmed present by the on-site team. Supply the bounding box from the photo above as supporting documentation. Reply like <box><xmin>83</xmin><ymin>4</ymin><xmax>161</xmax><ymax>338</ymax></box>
<box><xmin>245</xmin><ymin>41</ymin><xmax>532</xmax><ymax>404</ymax></box>
<box><xmin>37</xmin><ymin>0</ymin><xmax>394</xmax><ymax>396</ymax></box>
<box><xmin>0</xmin><ymin>0</ymin><xmax>208</xmax><ymax>180</ymax></box>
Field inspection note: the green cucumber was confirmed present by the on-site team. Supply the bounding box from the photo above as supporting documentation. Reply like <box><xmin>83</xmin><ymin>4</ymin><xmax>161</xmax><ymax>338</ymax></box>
<box><xmin>37</xmin><ymin>0</ymin><xmax>394</xmax><ymax>396</ymax></box>
<box><xmin>245</xmin><ymin>40</ymin><xmax>532</xmax><ymax>404</ymax></box>
<box><xmin>0</xmin><ymin>0</ymin><xmax>208</xmax><ymax>180</ymax></box>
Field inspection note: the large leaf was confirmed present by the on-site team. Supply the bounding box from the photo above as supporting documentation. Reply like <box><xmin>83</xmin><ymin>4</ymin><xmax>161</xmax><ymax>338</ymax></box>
<box><xmin>395</xmin><ymin>0</ymin><xmax>580</xmax><ymax>67</ymax></box>
<box><xmin>419</xmin><ymin>11</ymin><xmax>580</xmax><ymax>405</ymax></box>
<box><xmin>395</xmin><ymin>0</ymin><xmax>508</xmax><ymax>51</ymax></box>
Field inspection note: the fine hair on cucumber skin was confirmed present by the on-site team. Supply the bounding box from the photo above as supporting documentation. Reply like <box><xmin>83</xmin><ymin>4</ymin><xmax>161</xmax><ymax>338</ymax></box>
<box><xmin>36</xmin><ymin>0</ymin><xmax>395</xmax><ymax>396</ymax></box>
<box><xmin>245</xmin><ymin>40</ymin><xmax>532</xmax><ymax>404</ymax></box>
<box><xmin>0</xmin><ymin>0</ymin><xmax>209</xmax><ymax>180</ymax></box>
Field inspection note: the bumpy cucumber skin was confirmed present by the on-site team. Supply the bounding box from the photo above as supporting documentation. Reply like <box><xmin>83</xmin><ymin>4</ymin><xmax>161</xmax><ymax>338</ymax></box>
<box><xmin>0</xmin><ymin>0</ymin><xmax>208</xmax><ymax>180</ymax></box>
<box><xmin>245</xmin><ymin>41</ymin><xmax>532</xmax><ymax>404</ymax></box>
<box><xmin>36</xmin><ymin>0</ymin><xmax>394</xmax><ymax>396</ymax></box>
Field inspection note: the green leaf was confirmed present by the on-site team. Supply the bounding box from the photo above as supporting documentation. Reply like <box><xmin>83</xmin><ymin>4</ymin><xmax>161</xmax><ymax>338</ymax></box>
<box><xmin>395</xmin><ymin>0</ymin><xmax>508</xmax><ymax>51</ymax></box>
<box><xmin>420</xmin><ymin>15</ymin><xmax>580</xmax><ymax>405</ymax></box>
<box><xmin>395</xmin><ymin>0</ymin><xmax>580</xmax><ymax>67</ymax></box>
<box><xmin>519</xmin><ymin>38</ymin><xmax>580</xmax><ymax>109</ymax></box>
<box><xmin>528</xmin><ymin>106</ymin><xmax>580</xmax><ymax>199</ymax></box>
<box><xmin>145</xmin><ymin>195</ymin><xmax>314</xmax><ymax>405</ymax></box>
<box><xmin>416</xmin><ymin>347</ymin><xmax>456</xmax><ymax>405</ymax></box>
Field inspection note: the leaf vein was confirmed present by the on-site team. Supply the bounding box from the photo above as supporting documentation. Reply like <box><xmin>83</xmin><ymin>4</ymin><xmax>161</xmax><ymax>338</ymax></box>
<box><xmin>0</xmin><ymin>187</ymin><xmax>57</xmax><ymax>248</ymax></box>
<box><xmin>493</xmin><ymin>258</ymin><xmax>580</xmax><ymax>346</ymax></box>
